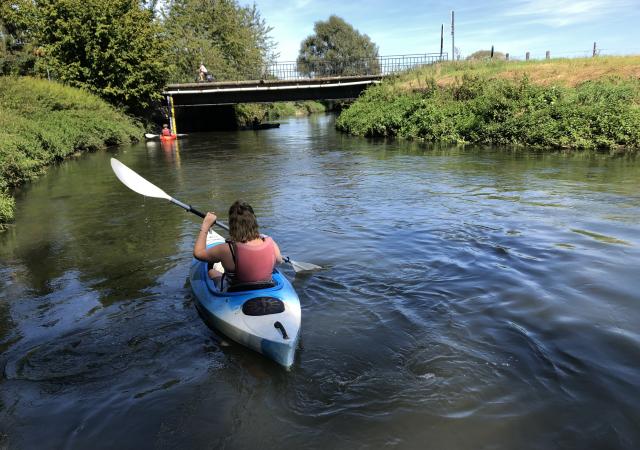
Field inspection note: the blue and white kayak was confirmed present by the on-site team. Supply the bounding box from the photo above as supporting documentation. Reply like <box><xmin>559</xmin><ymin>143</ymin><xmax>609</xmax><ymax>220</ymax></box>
<box><xmin>189</xmin><ymin>230</ymin><xmax>301</xmax><ymax>368</ymax></box>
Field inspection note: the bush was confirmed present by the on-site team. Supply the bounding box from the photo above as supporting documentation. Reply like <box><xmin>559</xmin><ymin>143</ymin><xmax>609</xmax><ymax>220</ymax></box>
<box><xmin>0</xmin><ymin>76</ymin><xmax>142</xmax><ymax>226</ymax></box>
<box><xmin>336</xmin><ymin>75</ymin><xmax>640</xmax><ymax>151</ymax></box>
<box><xmin>235</xmin><ymin>101</ymin><xmax>329</xmax><ymax>125</ymax></box>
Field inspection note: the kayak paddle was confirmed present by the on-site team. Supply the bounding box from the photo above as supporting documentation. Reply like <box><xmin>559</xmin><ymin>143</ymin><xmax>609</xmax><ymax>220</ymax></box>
<box><xmin>145</xmin><ymin>133</ymin><xmax>188</xmax><ymax>139</ymax></box>
<box><xmin>110</xmin><ymin>158</ymin><xmax>320</xmax><ymax>273</ymax></box>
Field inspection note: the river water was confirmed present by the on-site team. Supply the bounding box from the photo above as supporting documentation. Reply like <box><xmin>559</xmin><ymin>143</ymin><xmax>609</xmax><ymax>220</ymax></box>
<box><xmin>1</xmin><ymin>115</ymin><xmax>639</xmax><ymax>449</ymax></box>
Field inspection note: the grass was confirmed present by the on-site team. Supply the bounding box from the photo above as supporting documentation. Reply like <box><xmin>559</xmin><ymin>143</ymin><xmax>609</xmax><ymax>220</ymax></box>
<box><xmin>336</xmin><ymin>56</ymin><xmax>640</xmax><ymax>151</ymax></box>
<box><xmin>0</xmin><ymin>76</ymin><xmax>143</xmax><ymax>227</ymax></box>
<box><xmin>399</xmin><ymin>56</ymin><xmax>640</xmax><ymax>89</ymax></box>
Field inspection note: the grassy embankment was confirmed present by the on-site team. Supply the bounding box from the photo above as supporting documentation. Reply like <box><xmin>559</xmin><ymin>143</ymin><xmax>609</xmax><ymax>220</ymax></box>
<box><xmin>0</xmin><ymin>77</ymin><xmax>143</xmax><ymax>227</ymax></box>
<box><xmin>336</xmin><ymin>56</ymin><xmax>640</xmax><ymax>151</ymax></box>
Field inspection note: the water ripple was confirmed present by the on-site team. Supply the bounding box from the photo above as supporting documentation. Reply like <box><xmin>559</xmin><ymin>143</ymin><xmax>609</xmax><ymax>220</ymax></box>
<box><xmin>1</xmin><ymin>117</ymin><xmax>639</xmax><ymax>449</ymax></box>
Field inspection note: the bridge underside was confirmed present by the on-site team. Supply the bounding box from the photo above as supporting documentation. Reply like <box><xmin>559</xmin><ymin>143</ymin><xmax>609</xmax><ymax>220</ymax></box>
<box><xmin>164</xmin><ymin>75</ymin><xmax>382</xmax><ymax>106</ymax></box>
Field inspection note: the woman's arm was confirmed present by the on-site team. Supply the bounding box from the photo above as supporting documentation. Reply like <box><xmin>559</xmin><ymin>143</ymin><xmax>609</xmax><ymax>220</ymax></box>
<box><xmin>273</xmin><ymin>240</ymin><xmax>283</xmax><ymax>264</ymax></box>
<box><xmin>193</xmin><ymin>212</ymin><xmax>217</xmax><ymax>261</ymax></box>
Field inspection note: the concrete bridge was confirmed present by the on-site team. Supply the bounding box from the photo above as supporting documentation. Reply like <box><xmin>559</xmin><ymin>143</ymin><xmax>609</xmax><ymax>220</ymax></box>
<box><xmin>164</xmin><ymin>75</ymin><xmax>382</xmax><ymax>107</ymax></box>
<box><xmin>162</xmin><ymin>53</ymin><xmax>447</xmax><ymax>131</ymax></box>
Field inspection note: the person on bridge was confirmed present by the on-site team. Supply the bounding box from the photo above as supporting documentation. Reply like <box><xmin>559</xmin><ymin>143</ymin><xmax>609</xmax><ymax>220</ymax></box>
<box><xmin>161</xmin><ymin>124</ymin><xmax>172</xmax><ymax>137</ymax></box>
<box><xmin>193</xmin><ymin>200</ymin><xmax>283</xmax><ymax>288</ymax></box>
<box><xmin>198</xmin><ymin>62</ymin><xmax>208</xmax><ymax>82</ymax></box>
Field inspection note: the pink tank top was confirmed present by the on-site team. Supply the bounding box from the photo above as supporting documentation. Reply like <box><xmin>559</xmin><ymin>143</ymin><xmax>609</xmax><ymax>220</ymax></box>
<box><xmin>233</xmin><ymin>237</ymin><xmax>276</xmax><ymax>282</ymax></box>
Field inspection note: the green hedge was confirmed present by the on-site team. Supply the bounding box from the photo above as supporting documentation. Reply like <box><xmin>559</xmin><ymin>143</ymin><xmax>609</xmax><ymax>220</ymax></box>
<box><xmin>235</xmin><ymin>101</ymin><xmax>328</xmax><ymax>126</ymax></box>
<box><xmin>336</xmin><ymin>75</ymin><xmax>640</xmax><ymax>151</ymax></box>
<box><xmin>0</xmin><ymin>76</ymin><xmax>142</xmax><ymax>227</ymax></box>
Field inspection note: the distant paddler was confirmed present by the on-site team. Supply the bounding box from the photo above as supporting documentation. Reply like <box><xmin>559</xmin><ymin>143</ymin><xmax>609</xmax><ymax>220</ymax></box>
<box><xmin>145</xmin><ymin>124</ymin><xmax>186</xmax><ymax>141</ymax></box>
<box><xmin>160</xmin><ymin>124</ymin><xmax>176</xmax><ymax>141</ymax></box>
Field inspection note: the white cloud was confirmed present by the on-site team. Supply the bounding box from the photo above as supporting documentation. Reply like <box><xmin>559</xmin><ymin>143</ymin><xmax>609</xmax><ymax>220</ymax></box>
<box><xmin>505</xmin><ymin>0</ymin><xmax>639</xmax><ymax>27</ymax></box>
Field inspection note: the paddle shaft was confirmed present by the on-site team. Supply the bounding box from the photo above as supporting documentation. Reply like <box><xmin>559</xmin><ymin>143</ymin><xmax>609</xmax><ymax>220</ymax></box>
<box><xmin>111</xmin><ymin>157</ymin><xmax>319</xmax><ymax>272</ymax></box>
<box><xmin>168</xmin><ymin>198</ymin><xmax>230</xmax><ymax>232</ymax></box>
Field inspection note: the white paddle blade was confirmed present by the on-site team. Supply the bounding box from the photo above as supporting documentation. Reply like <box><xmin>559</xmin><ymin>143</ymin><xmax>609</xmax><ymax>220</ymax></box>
<box><xmin>289</xmin><ymin>259</ymin><xmax>322</xmax><ymax>273</ymax></box>
<box><xmin>110</xmin><ymin>158</ymin><xmax>171</xmax><ymax>200</ymax></box>
<box><xmin>144</xmin><ymin>133</ymin><xmax>158</xmax><ymax>139</ymax></box>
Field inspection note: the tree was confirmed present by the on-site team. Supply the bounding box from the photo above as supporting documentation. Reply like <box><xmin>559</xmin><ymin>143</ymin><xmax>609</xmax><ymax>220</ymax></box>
<box><xmin>297</xmin><ymin>15</ymin><xmax>379</xmax><ymax>77</ymax></box>
<box><xmin>163</xmin><ymin>0</ymin><xmax>277</xmax><ymax>82</ymax></box>
<box><xmin>34</xmin><ymin>0</ymin><xmax>169</xmax><ymax>115</ymax></box>
<box><xmin>466</xmin><ymin>49</ymin><xmax>506</xmax><ymax>61</ymax></box>
<box><xmin>0</xmin><ymin>0</ymin><xmax>39</xmax><ymax>75</ymax></box>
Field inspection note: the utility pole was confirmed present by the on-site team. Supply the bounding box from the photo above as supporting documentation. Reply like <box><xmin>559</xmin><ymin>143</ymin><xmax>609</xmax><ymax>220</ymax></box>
<box><xmin>440</xmin><ymin>24</ymin><xmax>444</xmax><ymax>58</ymax></box>
<box><xmin>451</xmin><ymin>11</ymin><xmax>455</xmax><ymax>62</ymax></box>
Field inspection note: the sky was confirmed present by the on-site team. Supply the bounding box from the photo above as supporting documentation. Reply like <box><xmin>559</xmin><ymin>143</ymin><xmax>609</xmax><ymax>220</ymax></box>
<box><xmin>240</xmin><ymin>0</ymin><xmax>640</xmax><ymax>61</ymax></box>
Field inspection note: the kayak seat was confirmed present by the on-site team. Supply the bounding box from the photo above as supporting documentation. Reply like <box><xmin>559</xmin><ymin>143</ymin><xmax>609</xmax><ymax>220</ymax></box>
<box><xmin>227</xmin><ymin>279</ymin><xmax>276</xmax><ymax>293</ymax></box>
<box><xmin>242</xmin><ymin>297</ymin><xmax>285</xmax><ymax>316</ymax></box>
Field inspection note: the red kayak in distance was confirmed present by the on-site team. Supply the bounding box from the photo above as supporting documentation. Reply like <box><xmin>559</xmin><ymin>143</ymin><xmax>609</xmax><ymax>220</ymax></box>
<box><xmin>144</xmin><ymin>132</ymin><xmax>186</xmax><ymax>141</ymax></box>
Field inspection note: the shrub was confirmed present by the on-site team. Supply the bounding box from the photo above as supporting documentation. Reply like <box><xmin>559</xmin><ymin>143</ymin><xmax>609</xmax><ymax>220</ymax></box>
<box><xmin>337</xmin><ymin>74</ymin><xmax>640</xmax><ymax>151</ymax></box>
<box><xmin>0</xmin><ymin>76</ymin><xmax>142</xmax><ymax>226</ymax></box>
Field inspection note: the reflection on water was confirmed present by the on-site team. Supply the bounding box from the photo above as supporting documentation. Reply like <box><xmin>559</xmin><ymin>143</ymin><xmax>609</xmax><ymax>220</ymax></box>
<box><xmin>570</xmin><ymin>228</ymin><xmax>632</xmax><ymax>246</ymax></box>
<box><xmin>1</xmin><ymin>115</ymin><xmax>640</xmax><ymax>449</ymax></box>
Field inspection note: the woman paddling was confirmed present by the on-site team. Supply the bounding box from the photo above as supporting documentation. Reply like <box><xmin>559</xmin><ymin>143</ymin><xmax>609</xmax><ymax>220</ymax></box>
<box><xmin>193</xmin><ymin>200</ymin><xmax>283</xmax><ymax>287</ymax></box>
<box><xmin>161</xmin><ymin>123</ymin><xmax>172</xmax><ymax>137</ymax></box>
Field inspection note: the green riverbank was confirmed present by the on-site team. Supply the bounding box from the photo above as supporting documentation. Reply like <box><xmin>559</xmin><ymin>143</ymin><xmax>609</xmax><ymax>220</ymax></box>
<box><xmin>0</xmin><ymin>77</ymin><xmax>143</xmax><ymax>228</ymax></box>
<box><xmin>235</xmin><ymin>101</ymin><xmax>328</xmax><ymax>127</ymax></box>
<box><xmin>336</xmin><ymin>57</ymin><xmax>640</xmax><ymax>151</ymax></box>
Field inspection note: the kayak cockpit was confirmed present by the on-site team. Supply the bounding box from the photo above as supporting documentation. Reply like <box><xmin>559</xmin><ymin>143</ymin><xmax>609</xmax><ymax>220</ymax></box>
<box><xmin>203</xmin><ymin>268</ymin><xmax>285</xmax><ymax>296</ymax></box>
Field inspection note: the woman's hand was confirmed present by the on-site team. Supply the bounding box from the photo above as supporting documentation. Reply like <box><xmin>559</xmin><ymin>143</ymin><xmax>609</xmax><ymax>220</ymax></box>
<box><xmin>201</xmin><ymin>212</ymin><xmax>217</xmax><ymax>232</ymax></box>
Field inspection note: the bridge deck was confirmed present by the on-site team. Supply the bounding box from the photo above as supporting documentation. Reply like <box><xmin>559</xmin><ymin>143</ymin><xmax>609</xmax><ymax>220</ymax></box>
<box><xmin>163</xmin><ymin>75</ymin><xmax>383</xmax><ymax>106</ymax></box>
<box><xmin>165</xmin><ymin>74</ymin><xmax>383</xmax><ymax>92</ymax></box>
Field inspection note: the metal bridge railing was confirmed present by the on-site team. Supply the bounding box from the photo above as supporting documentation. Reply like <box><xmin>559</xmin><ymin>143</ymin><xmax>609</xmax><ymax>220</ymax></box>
<box><xmin>260</xmin><ymin>53</ymin><xmax>448</xmax><ymax>81</ymax></box>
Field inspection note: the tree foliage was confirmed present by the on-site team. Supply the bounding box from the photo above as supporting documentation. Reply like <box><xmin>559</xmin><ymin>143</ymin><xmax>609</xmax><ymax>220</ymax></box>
<box><xmin>163</xmin><ymin>0</ymin><xmax>277</xmax><ymax>82</ymax></box>
<box><xmin>1</xmin><ymin>0</ymin><xmax>280</xmax><ymax>118</ymax></box>
<box><xmin>0</xmin><ymin>0</ymin><xmax>39</xmax><ymax>75</ymax></box>
<box><xmin>24</xmin><ymin>0</ymin><xmax>169</xmax><ymax>115</ymax></box>
<box><xmin>297</xmin><ymin>15</ymin><xmax>379</xmax><ymax>77</ymax></box>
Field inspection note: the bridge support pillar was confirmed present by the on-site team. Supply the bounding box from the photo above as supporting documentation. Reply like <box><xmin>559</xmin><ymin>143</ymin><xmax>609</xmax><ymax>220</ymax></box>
<box><xmin>168</xmin><ymin>95</ymin><xmax>177</xmax><ymax>134</ymax></box>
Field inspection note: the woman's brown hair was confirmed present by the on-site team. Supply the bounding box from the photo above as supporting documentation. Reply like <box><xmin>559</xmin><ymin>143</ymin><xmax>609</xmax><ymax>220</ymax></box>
<box><xmin>228</xmin><ymin>200</ymin><xmax>260</xmax><ymax>242</ymax></box>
